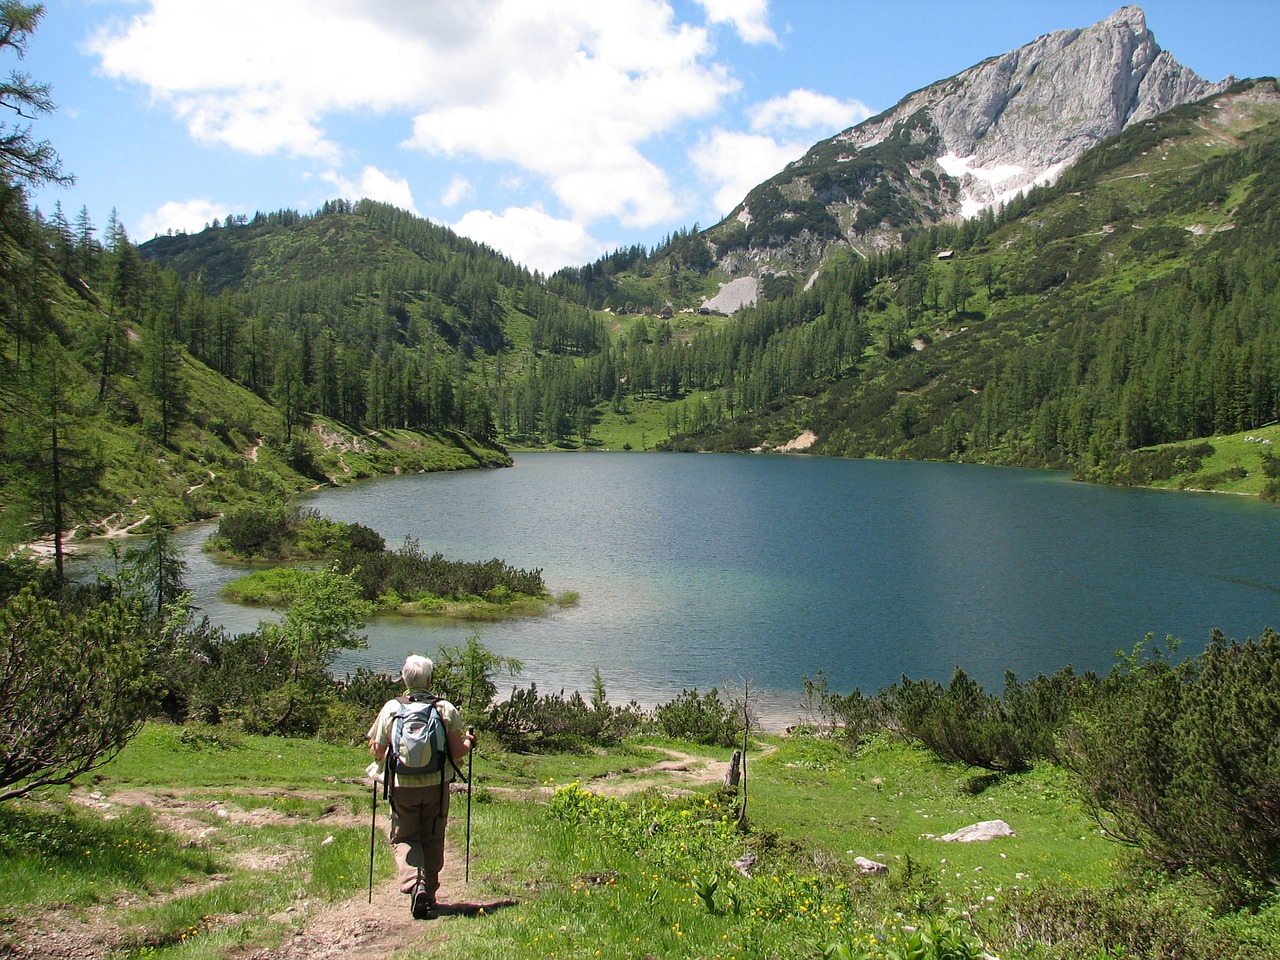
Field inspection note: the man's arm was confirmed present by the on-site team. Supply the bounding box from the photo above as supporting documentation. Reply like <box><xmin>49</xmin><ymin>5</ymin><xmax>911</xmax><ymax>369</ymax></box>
<box><xmin>368</xmin><ymin>703</ymin><xmax>389</xmax><ymax>759</ymax></box>
<box><xmin>448</xmin><ymin>725</ymin><xmax>475</xmax><ymax>758</ymax></box>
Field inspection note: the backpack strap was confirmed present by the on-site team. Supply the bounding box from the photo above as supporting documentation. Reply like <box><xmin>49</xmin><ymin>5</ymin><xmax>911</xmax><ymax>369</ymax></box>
<box><xmin>384</xmin><ymin>694</ymin><xmax>464</xmax><ymax>804</ymax></box>
<box><xmin>383</xmin><ymin>698</ymin><xmax>401</xmax><ymax>802</ymax></box>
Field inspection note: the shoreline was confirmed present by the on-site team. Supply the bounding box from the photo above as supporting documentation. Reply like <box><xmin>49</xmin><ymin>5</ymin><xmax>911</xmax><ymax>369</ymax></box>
<box><xmin>9</xmin><ymin>513</ymin><xmax>155</xmax><ymax>562</ymax></box>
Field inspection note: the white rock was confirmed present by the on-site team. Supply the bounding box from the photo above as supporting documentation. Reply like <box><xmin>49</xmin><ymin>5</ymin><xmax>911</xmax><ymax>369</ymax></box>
<box><xmin>938</xmin><ymin>819</ymin><xmax>1015</xmax><ymax>842</ymax></box>
<box><xmin>854</xmin><ymin>856</ymin><xmax>889</xmax><ymax>874</ymax></box>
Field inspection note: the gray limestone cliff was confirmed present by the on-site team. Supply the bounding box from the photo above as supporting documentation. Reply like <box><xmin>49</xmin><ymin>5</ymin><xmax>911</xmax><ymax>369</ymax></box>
<box><xmin>710</xmin><ymin>6</ymin><xmax>1234</xmax><ymax>283</ymax></box>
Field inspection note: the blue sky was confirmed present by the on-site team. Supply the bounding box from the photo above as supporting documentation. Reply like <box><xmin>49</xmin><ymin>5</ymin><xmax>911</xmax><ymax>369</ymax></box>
<box><xmin>17</xmin><ymin>1</ymin><xmax>1280</xmax><ymax>273</ymax></box>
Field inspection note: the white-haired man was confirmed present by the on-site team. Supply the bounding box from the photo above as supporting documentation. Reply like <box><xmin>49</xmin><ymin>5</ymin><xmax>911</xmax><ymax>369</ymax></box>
<box><xmin>367</xmin><ymin>654</ymin><xmax>475</xmax><ymax>919</ymax></box>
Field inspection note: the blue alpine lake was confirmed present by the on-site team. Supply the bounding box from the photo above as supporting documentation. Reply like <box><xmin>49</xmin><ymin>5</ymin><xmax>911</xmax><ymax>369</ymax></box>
<box><xmin>127</xmin><ymin>452</ymin><xmax>1280</xmax><ymax>723</ymax></box>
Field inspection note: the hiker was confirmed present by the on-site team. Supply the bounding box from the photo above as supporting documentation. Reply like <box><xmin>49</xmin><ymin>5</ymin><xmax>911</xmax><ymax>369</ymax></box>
<box><xmin>367</xmin><ymin>654</ymin><xmax>475</xmax><ymax>920</ymax></box>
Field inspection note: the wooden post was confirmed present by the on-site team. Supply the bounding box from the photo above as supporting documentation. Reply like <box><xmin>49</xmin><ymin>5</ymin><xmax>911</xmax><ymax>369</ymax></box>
<box><xmin>724</xmin><ymin>749</ymin><xmax>741</xmax><ymax>788</ymax></box>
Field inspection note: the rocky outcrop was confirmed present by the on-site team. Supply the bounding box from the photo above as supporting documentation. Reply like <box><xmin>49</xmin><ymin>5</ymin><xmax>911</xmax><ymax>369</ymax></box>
<box><xmin>711</xmin><ymin>6</ymin><xmax>1233</xmax><ymax>284</ymax></box>
<box><xmin>850</xmin><ymin>6</ymin><xmax>1228</xmax><ymax>215</ymax></box>
<box><xmin>939</xmin><ymin>819</ymin><xmax>1016</xmax><ymax>842</ymax></box>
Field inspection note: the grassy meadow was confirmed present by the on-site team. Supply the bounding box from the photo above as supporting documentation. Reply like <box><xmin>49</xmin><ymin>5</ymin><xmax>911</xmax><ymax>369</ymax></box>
<box><xmin>6</xmin><ymin>720</ymin><xmax>1278</xmax><ymax>959</ymax></box>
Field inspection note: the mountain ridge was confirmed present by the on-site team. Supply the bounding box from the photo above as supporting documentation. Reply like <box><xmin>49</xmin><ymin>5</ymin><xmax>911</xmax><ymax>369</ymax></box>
<box><xmin>703</xmin><ymin>5</ymin><xmax>1233</xmax><ymax>288</ymax></box>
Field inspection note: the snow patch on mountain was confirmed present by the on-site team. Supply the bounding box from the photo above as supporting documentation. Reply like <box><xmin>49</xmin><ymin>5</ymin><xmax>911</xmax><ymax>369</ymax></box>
<box><xmin>937</xmin><ymin>153</ymin><xmax>1072</xmax><ymax>218</ymax></box>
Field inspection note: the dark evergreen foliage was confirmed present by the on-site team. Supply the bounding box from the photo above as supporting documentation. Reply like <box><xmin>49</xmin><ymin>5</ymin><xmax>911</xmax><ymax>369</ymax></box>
<box><xmin>882</xmin><ymin>666</ymin><xmax>1098</xmax><ymax>773</ymax></box>
<box><xmin>1061</xmin><ymin>630</ymin><xmax>1280</xmax><ymax>907</ymax></box>
<box><xmin>339</xmin><ymin>536</ymin><xmax>546</xmax><ymax>604</ymax></box>
<box><xmin>653</xmin><ymin>687</ymin><xmax>742</xmax><ymax>747</ymax></box>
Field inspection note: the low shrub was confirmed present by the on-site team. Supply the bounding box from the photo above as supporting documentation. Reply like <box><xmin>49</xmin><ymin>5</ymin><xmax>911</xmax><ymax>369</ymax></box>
<box><xmin>985</xmin><ymin>882</ymin><xmax>1275</xmax><ymax>959</ymax></box>
<box><xmin>883</xmin><ymin>666</ymin><xmax>1095</xmax><ymax>772</ymax></box>
<box><xmin>488</xmin><ymin>682</ymin><xmax>643</xmax><ymax>752</ymax></box>
<box><xmin>1060</xmin><ymin>631</ymin><xmax>1280</xmax><ymax>908</ymax></box>
<box><xmin>339</xmin><ymin>537</ymin><xmax>547</xmax><ymax>605</ymax></box>
<box><xmin>654</xmin><ymin>687</ymin><xmax>743</xmax><ymax>747</ymax></box>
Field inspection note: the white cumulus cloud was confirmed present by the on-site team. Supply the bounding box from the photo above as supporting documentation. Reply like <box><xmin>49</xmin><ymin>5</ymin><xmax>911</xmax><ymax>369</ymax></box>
<box><xmin>749</xmin><ymin>88</ymin><xmax>872</xmax><ymax>135</ymax></box>
<box><xmin>89</xmin><ymin>0</ymin><xmax>750</xmax><ymax>237</ymax></box>
<box><xmin>441</xmin><ymin>175</ymin><xmax>473</xmax><ymax>208</ymax></box>
<box><xmin>452</xmin><ymin>206</ymin><xmax>603</xmax><ymax>275</ymax></box>
<box><xmin>89</xmin><ymin>0</ymin><xmax>432</xmax><ymax>162</ymax></box>
<box><xmin>695</xmin><ymin>0</ymin><xmax>778</xmax><ymax>45</ymax></box>
<box><xmin>691</xmin><ymin>130</ymin><xmax>801</xmax><ymax>216</ymax></box>
<box><xmin>321</xmin><ymin>166</ymin><xmax>419</xmax><ymax>214</ymax></box>
<box><xmin>401</xmin><ymin>1</ymin><xmax>737</xmax><ymax>228</ymax></box>
<box><xmin>137</xmin><ymin>198</ymin><xmax>232</xmax><ymax>238</ymax></box>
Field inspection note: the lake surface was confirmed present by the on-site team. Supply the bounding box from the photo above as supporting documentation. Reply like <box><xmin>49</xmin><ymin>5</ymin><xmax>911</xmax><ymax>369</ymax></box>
<box><xmin>109</xmin><ymin>453</ymin><xmax>1280</xmax><ymax>723</ymax></box>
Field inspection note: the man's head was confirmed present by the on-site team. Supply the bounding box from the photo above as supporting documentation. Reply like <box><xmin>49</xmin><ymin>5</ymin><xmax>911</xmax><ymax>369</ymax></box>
<box><xmin>402</xmin><ymin>655</ymin><xmax>434</xmax><ymax>690</ymax></box>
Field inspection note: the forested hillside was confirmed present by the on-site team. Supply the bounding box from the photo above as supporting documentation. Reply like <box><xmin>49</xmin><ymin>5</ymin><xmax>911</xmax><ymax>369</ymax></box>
<box><xmin>131</xmin><ymin>79</ymin><xmax>1280</xmax><ymax>497</ymax></box>
<box><xmin>0</xmin><ymin>193</ymin><xmax>511</xmax><ymax>564</ymax></box>
<box><xmin>668</xmin><ymin>80</ymin><xmax>1280</xmax><ymax>478</ymax></box>
<box><xmin>137</xmin><ymin>200</ymin><xmax>615</xmax><ymax>446</ymax></box>
<box><xmin>0</xmin><ymin>21</ymin><xmax>511</xmax><ymax>566</ymax></box>
<box><xmin>563</xmin><ymin>80</ymin><xmax>1280</xmax><ymax>493</ymax></box>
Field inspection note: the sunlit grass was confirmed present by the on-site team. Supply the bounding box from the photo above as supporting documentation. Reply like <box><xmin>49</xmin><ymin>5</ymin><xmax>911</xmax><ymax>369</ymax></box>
<box><xmin>85</xmin><ymin>723</ymin><xmax>371</xmax><ymax>794</ymax></box>
<box><xmin>0</xmin><ymin>801</ymin><xmax>216</xmax><ymax>911</ymax></box>
<box><xmin>5</xmin><ymin>724</ymin><xmax>1277</xmax><ymax>959</ymax></box>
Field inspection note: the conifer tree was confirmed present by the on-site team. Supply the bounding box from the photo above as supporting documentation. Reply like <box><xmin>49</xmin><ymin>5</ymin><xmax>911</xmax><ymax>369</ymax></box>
<box><xmin>0</xmin><ymin>3</ymin><xmax>69</xmax><ymax>207</ymax></box>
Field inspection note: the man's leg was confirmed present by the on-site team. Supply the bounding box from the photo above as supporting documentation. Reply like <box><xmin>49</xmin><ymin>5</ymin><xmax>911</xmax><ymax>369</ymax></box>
<box><xmin>388</xmin><ymin>786</ymin><xmax>433</xmax><ymax>894</ymax></box>
<box><xmin>420</xmin><ymin>789</ymin><xmax>451</xmax><ymax>900</ymax></box>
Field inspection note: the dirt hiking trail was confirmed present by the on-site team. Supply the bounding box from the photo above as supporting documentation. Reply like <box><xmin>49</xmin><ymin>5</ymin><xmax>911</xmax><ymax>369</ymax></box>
<box><xmin>5</xmin><ymin>744</ymin><xmax>761</xmax><ymax>959</ymax></box>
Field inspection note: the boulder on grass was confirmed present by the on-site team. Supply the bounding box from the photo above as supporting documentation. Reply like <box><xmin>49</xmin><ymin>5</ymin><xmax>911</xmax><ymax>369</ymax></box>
<box><xmin>939</xmin><ymin>820</ymin><xmax>1015</xmax><ymax>842</ymax></box>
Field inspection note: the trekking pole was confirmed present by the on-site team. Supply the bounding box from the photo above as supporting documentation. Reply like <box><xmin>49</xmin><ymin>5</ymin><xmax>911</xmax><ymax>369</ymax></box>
<box><xmin>368</xmin><ymin>775</ymin><xmax>378</xmax><ymax>904</ymax></box>
<box><xmin>465</xmin><ymin>725</ymin><xmax>476</xmax><ymax>883</ymax></box>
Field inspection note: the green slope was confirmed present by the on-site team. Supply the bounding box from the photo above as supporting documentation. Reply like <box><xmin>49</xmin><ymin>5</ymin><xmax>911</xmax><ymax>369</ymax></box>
<box><xmin>1</xmin><ymin>212</ymin><xmax>510</xmax><ymax>555</ymax></box>
<box><xmin>127</xmin><ymin>82</ymin><xmax>1280</xmax><ymax>495</ymax></box>
<box><xmin>663</xmin><ymin>80</ymin><xmax>1280</xmax><ymax>497</ymax></box>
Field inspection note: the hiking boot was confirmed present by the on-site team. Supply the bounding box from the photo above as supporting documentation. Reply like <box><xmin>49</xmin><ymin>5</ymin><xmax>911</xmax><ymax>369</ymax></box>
<box><xmin>411</xmin><ymin>882</ymin><xmax>437</xmax><ymax>920</ymax></box>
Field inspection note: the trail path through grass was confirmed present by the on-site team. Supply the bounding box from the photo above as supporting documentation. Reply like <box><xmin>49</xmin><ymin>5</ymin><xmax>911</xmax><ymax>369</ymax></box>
<box><xmin>7</xmin><ymin>741</ymin><xmax>746</xmax><ymax>960</ymax></box>
<box><xmin>11</xmin><ymin>784</ymin><xmax>512</xmax><ymax>960</ymax></box>
<box><xmin>227</xmin><ymin>838</ymin><xmax>517</xmax><ymax>960</ymax></box>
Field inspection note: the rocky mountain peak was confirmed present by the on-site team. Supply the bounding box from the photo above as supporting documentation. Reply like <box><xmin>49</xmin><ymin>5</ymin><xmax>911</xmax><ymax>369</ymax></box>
<box><xmin>710</xmin><ymin>5</ymin><xmax>1234</xmax><ymax>284</ymax></box>
<box><xmin>904</xmin><ymin>3</ymin><xmax>1228</xmax><ymax>215</ymax></box>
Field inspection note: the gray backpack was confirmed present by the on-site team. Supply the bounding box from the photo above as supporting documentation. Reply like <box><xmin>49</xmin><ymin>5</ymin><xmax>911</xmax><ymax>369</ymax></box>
<box><xmin>390</xmin><ymin>695</ymin><xmax>448</xmax><ymax>777</ymax></box>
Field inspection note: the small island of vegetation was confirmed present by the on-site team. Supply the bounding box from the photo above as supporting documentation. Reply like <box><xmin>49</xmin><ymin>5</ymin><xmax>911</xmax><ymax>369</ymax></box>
<box><xmin>208</xmin><ymin>503</ymin><xmax>577</xmax><ymax>620</ymax></box>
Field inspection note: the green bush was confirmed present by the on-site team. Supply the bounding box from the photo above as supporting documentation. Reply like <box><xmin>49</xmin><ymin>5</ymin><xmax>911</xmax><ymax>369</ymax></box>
<box><xmin>886</xmin><ymin>670</ymin><xmax>1027</xmax><ymax>772</ymax></box>
<box><xmin>884</xmin><ymin>666</ymin><xmax>1096</xmax><ymax>772</ymax></box>
<box><xmin>339</xmin><ymin>537</ymin><xmax>547</xmax><ymax>604</ymax></box>
<box><xmin>316</xmin><ymin>700</ymin><xmax>369</xmax><ymax>746</ymax></box>
<box><xmin>336</xmin><ymin>667</ymin><xmax>402</xmax><ymax>712</ymax></box>
<box><xmin>1</xmin><ymin>583</ymin><xmax>160</xmax><ymax>801</ymax></box>
<box><xmin>212</xmin><ymin>506</ymin><xmax>385</xmax><ymax>561</ymax></box>
<box><xmin>653</xmin><ymin>687</ymin><xmax>742</xmax><ymax>747</ymax></box>
<box><xmin>1060</xmin><ymin>631</ymin><xmax>1280</xmax><ymax>907</ymax></box>
<box><xmin>211</xmin><ymin>502</ymin><xmax>296</xmax><ymax>557</ymax></box>
<box><xmin>187</xmin><ymin>568</ymin><xmax>370</xmax><ymax>736</ymax></box>
<box><xmin>800</xmin><ymin>669</ymin><xmax>885</xmax><ymax>745</ymax></box>
<box><xmin>985</xmin><ymin>881</ymin><xmax>1275</xmax><ymax>959</ymax></box>
<box><xmin>488</xmin><ymin>681</ymin><xmax>643</xmax><ymax>752</ymax></box>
